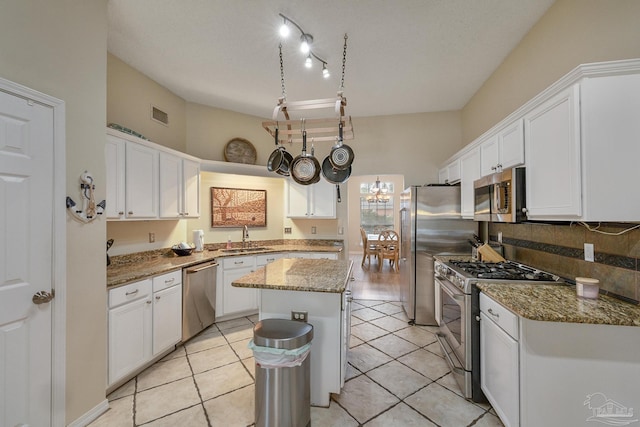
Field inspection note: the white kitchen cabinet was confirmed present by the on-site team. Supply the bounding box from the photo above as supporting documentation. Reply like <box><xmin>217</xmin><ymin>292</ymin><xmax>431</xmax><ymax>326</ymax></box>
<box><xmin>125</xmin><ymin>140</ymin><xmax>159</xmax><ymax>219</ymax></box>
<box><xmin>218</xmin><ymin>256</ymin><xmax>258</xmax><ymax>318</ymax></box>
<box><xmin>460</xmin><ymin>147</ymin><xmax>480</xmax><ymax>219</ymax></box>
<box><xmin>480</xmin><ymin>293</ymin><xmax>519</xmax><ymax>427</ymax></box>
<box><xmin>159</xmin><ymin>152</ymin><xmax>201</xmax><ymax>219</ymax></box>
<box><xmin>438</xmin><ymin>158</ymin><xmax>461</xmax><ymax>184</ymax></box>
<box><xmin>151</xmin><ymin>270</ymin><xmax>183</xmax><ymax>356</ymax></box>
<box><xmin>524</xmin><ymin>85</ymin><xmax>582</xmax><ymax>219</ymax></box>
<box><xmin>105</xmin><ymin>135</ymin><xmax>126</xmax><ymax>219</ymax></box>
<box><xmin>108</xmin><ymin>279</ymin><xmax>153</xmax><ymax>386</ymax></box>
<box><xmin>481</xmin><ymin>291</ymin><xmax>640</xmax><ymax>427</ymax></box>
<box><xmin>108</xmin><ymin>271</ymin><xmax>183</xmax><ymax>388</ymax></box>
<box><xmin>480</xmin><ymin>120</ymin><xmax>524</xmax><ymax>177</ymax></box>
<box><xmin>286</xmin><ymin>179</ymin><xmax>336</xmax><ymax>218</ymax></box>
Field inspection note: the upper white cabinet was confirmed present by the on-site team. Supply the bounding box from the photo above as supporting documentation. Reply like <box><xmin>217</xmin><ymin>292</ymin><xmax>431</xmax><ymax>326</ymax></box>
<box><xmin>286</xmin><ymin>179</ymin><xmax>336</xmax><ymax>219</ymax></box>
<box><xmin>159</xmin><ymin>152</ymin><xmax>200</xmax><ymax>219</ymax></box>
<box><xmin>107</xmin><ymin>128</ymin><xmax>200</xmax><ymax>221</ymax></box>
<box><xmin>438</xmin><ymin>158</ymin><xmax>461</xmax><ymax>184</ymax></box>
<box><xmin>440</xmin><ymin>59</ymin><xmax>640</xmax><ymax>222</ymax></box>
<box><xmin>105</xmin><ymin>135</ymin><xmax>126</xmax><ymax>219</ymax></box>
<box><xmin>524</xmin><ymin>85</ymin><xmax>582</xmax><ymax>219</ymax></box>
<box><xmin>479</xmin><ymin>119</ymin><xmax>524</xmax><ymax>177</ymax></box>
<box><xmin>460</xmin><ymin>147</ymin><xmax>481</xmax><ymax>219</ymax></box>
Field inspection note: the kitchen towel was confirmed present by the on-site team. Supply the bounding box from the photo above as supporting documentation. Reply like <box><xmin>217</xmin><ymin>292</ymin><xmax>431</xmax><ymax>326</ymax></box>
<box><xmin>193</xmin><ymin>229</ymin><xmax>204</xmax><ymax>252</ymax></box>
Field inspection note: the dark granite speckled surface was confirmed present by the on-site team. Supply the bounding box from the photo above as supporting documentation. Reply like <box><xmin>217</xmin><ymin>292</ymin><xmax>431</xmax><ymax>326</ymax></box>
<box><xmin>107</xmin><ymin>243</ymin><xmax>342</xmax><ymax>288</ymax></box>
<box><xmin>231</xmin><ymin>258</ymin><xmax>353</xmax><ymax>293</ymax></box>
<box><xmin>477</xmin><ymin>283</ymin><xmax>640</xmax><ymax>327</ymax></box>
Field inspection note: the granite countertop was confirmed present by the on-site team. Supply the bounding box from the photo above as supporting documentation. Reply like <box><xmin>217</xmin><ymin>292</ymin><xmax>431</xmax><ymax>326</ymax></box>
<box><xmin>231</xmin><ymin>258</ymin><xmax>354</xmax><ymax>293</ymax></box>
<box><xmin>107</xmin><ymin>243</ymin><xmax>342</xmax><ymax>289</ymax></box>
<box><xmin>477</xmin><ymin>283</ymin><xmax>640</xmax><ymax>327</ymax></box>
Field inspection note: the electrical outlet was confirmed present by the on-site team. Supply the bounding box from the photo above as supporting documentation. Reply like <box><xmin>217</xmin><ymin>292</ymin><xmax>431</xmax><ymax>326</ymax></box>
<box><xmin>149</xmin><ymin>232</ymin><xmax>155</xmax><ymax>243</ymax></box>
<box><xmin>311</xmin><ymin>226</ymin><xmax>317</xmax><ymax>234</ymax></box>
<box><xmin>497</xmin><ymin>232</ymin><xmax>503</xmax><ymax>244</ymax></box>
<box><xmin>338</xmin><ymin>226</ymin><xmax>344</xmax><ymax>235</ymax></box>
<box><xmin>291</xmin><ymin>311</ymin><xmax>308</xmax><ymax>322</ymax></box>
<box><xmin>284</xmin><ymin>227</ymin><xmax>292</xmax><ymax>234</ymax></box>
<box><xmin>584</xmin><ymin>243</ymin><xmax>595</xmax><ymax>262</ymax></box>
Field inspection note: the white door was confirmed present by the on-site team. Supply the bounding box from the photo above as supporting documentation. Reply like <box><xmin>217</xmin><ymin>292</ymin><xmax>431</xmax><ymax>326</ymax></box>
<box><xmin>0</xmin><ymin>89</ymin><xmax>55</xmax><ymax>426</ymax></box>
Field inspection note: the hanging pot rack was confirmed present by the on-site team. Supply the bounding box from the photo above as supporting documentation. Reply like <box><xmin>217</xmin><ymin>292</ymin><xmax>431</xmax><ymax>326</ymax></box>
<box><xmin>261</xmin><ymin>93</ymin><xmax>354</xmax><ymax>143</ymax></box>
<box><xmin>262</xmin><ymin>34</ymin><xmax>353</xmax><ymax>145</ymax></box>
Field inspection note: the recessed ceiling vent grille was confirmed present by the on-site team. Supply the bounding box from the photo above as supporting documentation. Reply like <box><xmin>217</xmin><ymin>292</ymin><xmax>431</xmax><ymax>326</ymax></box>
<box><xmin>151</xmin><ymin>106</ymin><xmax>169</xmax><ymax>126</ymax></box>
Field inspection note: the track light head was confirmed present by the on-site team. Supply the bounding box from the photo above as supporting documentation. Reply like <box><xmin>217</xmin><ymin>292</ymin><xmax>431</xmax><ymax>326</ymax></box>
<box><xmin>300</xmin><ymin>34</ymin><xmax>313</xmax><ymax>54</ymax></box>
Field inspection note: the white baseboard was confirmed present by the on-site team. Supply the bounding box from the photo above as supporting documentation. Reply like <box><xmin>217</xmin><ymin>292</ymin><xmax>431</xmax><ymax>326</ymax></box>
<box><xmin>66</xmin><ymin>399</ymin><xmax>109</xmax><ymax>427</ymax></box>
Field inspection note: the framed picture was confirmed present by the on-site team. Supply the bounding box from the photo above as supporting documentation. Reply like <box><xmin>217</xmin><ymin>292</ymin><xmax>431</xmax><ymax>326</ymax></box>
<box><xmin>211</xmin><ymin>187</ymin><xmax>267</xmax><ymax>228</ymax></box>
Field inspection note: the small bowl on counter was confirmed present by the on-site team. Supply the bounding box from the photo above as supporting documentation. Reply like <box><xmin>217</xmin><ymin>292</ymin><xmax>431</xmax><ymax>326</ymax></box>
<box><xmin>172</xmin><ymin>244</ymin><xmax>195</xmax><ymax>256</ymax></box>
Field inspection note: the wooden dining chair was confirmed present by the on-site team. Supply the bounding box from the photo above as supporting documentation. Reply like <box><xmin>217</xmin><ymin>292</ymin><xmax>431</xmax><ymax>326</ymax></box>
<box><xmin>360</xmin><ymin>227</ymin><xmax>379</xmax><ymax>267</ymax></box>
<box><xmin>378</xmin><ymin>230</ymin><xmax>399</xmax><ymax>272</ymax></box>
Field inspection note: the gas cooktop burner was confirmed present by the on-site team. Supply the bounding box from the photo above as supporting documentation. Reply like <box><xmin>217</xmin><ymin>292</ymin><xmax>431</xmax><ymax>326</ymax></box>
<box><xmin>449</xmin><ymin>261</ymin><xmax>558</xmax><ymax>282</ymax></box>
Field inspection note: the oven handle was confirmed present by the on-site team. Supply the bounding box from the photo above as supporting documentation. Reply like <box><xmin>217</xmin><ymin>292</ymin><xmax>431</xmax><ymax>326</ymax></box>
<box><xmin>435</xmin><ymin>333</ymin><xmax>466</xmax><ymax>376</ymax></box>
<box><xmin>436</xmin><ymin>276</ymin><xmax>466</xmax><ymax>302</ymax></box>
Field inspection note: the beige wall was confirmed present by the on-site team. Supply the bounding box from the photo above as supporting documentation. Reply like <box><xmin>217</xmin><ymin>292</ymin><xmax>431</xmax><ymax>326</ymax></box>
<box><xmin>462</xmin><ymin>0</ymin><xmax>640</xmax><ymax>143</ymax></box>
<box><xmin>0</xmin><ymin>0</ymin><xmax>108</xmax><ymax>423</ymax></box>
<box><xmin>107</xmin><ymin>53</ymin><xmax>187</xmax><ymax>152</ymax></box>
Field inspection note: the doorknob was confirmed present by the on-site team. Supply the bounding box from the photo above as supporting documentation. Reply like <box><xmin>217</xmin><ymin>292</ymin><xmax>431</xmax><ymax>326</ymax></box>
<box><xmin>32</xmin><ymin>290</ymin><xmax>54</xmax><ymax>305</ymax></box>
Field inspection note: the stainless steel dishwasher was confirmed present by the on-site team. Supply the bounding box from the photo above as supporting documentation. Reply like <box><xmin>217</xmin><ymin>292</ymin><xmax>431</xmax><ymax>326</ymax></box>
<box><xmin>182</xmin><ymin>260</ymin><xmax>218</xmax><ymax>342</ymax></box>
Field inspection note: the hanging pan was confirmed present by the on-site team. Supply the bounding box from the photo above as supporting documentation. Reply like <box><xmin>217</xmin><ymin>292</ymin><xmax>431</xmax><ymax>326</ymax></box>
<box><xmin>290</xmin><ymin>129</ymin><xmax>321</xmax><ymax>185</ymax></box>
<box><xmin>321</xmin><ymin>155</ymin><xmax>351</xmax><ymax>184</ymax></box>
<box><xmin>329</xmin><ymin>121</ymin><xmax>354</xmax><ymax>170</ymax></box>
<box><xmin>267</xmin><ymin>128</ymin><xmax>293</xmax><ymax>176</ymax></box>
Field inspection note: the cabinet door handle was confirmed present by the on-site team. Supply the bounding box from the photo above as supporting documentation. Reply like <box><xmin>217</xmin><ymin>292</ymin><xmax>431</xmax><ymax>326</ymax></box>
<box><xmin>125</xmin><ymin>289</ymin><xmax>139</xmax><ymax>296</ymax></box>
<box><xmin>118</xmin><ymin>211</ymin><xmax>124</xmax><ymax>215</ymax></box>
<box><xmin>164</xmin><ymin>278</ymin><xmax>175</xmax><ymax>284</ymax></box>
<box><xmin>155</xmin><ymin>295</ymin><xmax>161</xmax><ymax>300</ymax></box>
<box><xmin>146</xmin><ymin>300</ymin><xmax>152</xmax><ymax>304</ymax></box>
<box><xmin>488</xmin><ymin>308</ymin><xmax>500</xmax><ymax>318</ymax></box>
<box><xmin>128</xmin><ymin>211</ymin><xmax>133</xmax><ymax>215</ymax></box>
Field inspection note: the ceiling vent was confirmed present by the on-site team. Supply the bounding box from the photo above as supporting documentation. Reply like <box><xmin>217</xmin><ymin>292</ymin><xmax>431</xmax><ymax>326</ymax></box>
<box><xmin>151</xmin><ymin>106</ymin><xmax>169</xmax><ymax>126</ymax></box>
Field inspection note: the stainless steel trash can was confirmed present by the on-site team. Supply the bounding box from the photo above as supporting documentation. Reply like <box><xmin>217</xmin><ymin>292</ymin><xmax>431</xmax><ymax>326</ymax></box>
<box><xmin>252</xmin><ymin>318</ymin><xmax>314</xmax><ymax>427</ymax></box>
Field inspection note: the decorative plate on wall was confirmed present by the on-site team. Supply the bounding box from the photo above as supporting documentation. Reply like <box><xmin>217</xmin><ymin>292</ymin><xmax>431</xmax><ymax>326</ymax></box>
<box><xmin>224</xmin><ymin>137</ymin><xmax>257</xmax><ymax>164</ymax></box>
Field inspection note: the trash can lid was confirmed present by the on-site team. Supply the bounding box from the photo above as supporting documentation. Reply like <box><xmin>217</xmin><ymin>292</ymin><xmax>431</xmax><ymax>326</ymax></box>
<box><xmin>253</xmin><ymin>319</ymin><xmax>314</xmax><ymax>350</ymax></box>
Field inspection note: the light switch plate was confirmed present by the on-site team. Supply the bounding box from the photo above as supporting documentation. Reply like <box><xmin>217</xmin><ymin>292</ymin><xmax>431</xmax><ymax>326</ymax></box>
<box><xmin>584</xmin><ymin>243</ymin><xmax>594</xmax><ymax>262</ymax></box>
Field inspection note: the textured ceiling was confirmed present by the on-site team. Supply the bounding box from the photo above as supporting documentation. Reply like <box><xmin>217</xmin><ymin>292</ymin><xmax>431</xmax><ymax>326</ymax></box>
<box><xmin>108</xmin><ymin>0</ymin><xmax>555</xmax><ymax>119</ymax></box>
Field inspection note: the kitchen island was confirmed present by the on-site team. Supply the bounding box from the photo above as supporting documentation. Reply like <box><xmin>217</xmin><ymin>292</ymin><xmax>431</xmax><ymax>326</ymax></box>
<box><xmin>232</xmin><ymin>258</ymin><xmax>353</xmax><ymax>407</ymax></box>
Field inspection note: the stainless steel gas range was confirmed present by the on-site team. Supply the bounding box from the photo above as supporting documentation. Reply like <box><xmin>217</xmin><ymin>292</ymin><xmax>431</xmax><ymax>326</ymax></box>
<box><xmin>433</xmin><ymin>259</ymin><xmax>562</xmax><ymax>402</ymax></box>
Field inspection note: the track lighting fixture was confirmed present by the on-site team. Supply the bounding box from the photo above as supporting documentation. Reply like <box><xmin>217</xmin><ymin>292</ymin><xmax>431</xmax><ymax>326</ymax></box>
<box><xmin>278</xmin><ymin>13</ymin><xmax>329</xmax><ymax>78</ymax></box>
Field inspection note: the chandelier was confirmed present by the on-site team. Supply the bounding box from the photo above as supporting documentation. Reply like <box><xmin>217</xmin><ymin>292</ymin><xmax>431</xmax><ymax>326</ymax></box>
<box><xmin>366</xmin><ymin>177</ymin><xmax>390</xmax><ymax>203</ymax></box>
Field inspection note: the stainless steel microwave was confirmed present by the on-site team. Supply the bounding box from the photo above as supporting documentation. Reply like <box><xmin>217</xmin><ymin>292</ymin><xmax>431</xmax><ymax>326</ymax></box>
<box><xmin>474</xmin><ymin>167</ymin><xmax>526</xmax><ymax>222</ymax></box>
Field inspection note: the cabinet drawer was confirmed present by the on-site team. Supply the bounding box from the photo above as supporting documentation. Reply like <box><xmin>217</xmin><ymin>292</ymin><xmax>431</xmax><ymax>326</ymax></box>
<box><xmin>256</xmin><ymin>253</ymin><xmax>282</xmax><ymax>266</ymax></box>
<box><xmin>480</xmin><ymin>292</ymin><xmax>519</xmax><ymax>340</ymax></box>
<box><xmin>109</xmin><ymin>279</ymin><xmax>152</xmax><ymax>308</ymax></box>
<box><xmin>152</xmin><ymin>270</ymin><xmax>182</xmax><ymax>292</ymax></box>
<box><xmin>222</xmin><ymin>255</ymin><xmax>255</xmax><ymax>270</ymax></box>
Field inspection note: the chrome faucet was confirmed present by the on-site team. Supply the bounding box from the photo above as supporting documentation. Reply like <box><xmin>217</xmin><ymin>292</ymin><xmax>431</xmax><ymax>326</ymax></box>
<box><xmin>242</xmin><ymin>225</ymin><xmax>250</xmax><ymax>248</ymax></box>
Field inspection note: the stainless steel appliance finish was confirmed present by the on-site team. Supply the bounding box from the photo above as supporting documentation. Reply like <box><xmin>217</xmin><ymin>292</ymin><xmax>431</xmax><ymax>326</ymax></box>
<box><xmin>434</xmin><ymin>258</ymin><xmax>562</xmax><ymax>402</ymax></box>
<box><xmin>474</xmin><ymin>167</ymin><xmax>526</xmax><ymax>223</ymax></box>
<box><xmin>182</xmin><ymin>260</ymin><xmax>218</xmax><ymax>342</ymax></box>
<box><xmin>399</xmin><ymin>185</ymin><xmax>477</xmax><ymax>325</ymax></box>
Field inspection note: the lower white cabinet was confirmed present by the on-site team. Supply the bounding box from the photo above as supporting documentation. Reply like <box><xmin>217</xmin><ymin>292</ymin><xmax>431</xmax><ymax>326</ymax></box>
<box><xmin>218</xmin><ymin>256</ymin><xmax>258</xmax><ymax>318</ymax></box>
<box><xmin>108</xmin><ymin>271</ymin><xmax>182</xmax><ymax>388</ymax></box>
<box><xmin>480</xmin><ymin>293</ymin><xmax>519</xmax><ymax>427</ymax></box>
<box><xmin>151</xmin><ymin>270</ymin><xmax>183</xmax><ymax>355</ymax></box>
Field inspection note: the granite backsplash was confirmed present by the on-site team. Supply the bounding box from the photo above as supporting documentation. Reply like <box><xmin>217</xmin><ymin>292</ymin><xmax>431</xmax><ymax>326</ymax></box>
<box><xmin>489</xmin><ymin>222</ymin><xmax>640</xmax><ymax>303</ymax></box>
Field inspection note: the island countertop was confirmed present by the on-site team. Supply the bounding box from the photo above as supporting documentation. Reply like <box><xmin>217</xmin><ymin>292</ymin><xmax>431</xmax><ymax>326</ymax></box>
<box><xmin>231</xmin><ymin>258</ymin><xmax>353</xmax><ymax>293</ymax></box>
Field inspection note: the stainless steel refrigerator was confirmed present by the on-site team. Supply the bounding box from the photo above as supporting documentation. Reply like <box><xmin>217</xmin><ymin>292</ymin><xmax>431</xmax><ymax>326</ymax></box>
<box><xmin>399</xmin><ymin>185</ymin><xmax>477</xmax><ymax>325</ymax></box>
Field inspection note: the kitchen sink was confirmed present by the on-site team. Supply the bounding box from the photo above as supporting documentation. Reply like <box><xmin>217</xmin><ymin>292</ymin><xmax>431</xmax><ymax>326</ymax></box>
<box><xmin>220</xmin><ymin>247</ymin><xmax>271</xmax><ymax>253</ymax></box>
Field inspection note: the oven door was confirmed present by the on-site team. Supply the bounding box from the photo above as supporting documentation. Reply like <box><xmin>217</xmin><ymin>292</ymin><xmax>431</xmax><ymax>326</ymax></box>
<box><xmin>435</xmin><ymin>276</ymin><xmax>473</xmax><ymax>397</ymax></box>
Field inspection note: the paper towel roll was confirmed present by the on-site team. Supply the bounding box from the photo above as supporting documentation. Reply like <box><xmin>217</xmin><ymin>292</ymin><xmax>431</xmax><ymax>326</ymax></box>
<box><xmin>193</xmin><ymin>229</ymin><xmax>204</xmax><ymax>252</ymax></box>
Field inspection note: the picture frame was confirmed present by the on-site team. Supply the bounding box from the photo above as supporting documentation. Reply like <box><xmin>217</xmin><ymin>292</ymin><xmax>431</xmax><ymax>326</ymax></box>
<box><xmin>211</xmin><ymin>187</ymin><xmax>267</xmax><ymax>228</ymax></box>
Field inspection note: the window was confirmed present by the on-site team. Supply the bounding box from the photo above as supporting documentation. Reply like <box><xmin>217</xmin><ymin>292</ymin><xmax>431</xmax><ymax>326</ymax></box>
<box><xmin>360</xmin><ymin>179</ymin><xmax>394</xmax><ymax>234</ymax></box>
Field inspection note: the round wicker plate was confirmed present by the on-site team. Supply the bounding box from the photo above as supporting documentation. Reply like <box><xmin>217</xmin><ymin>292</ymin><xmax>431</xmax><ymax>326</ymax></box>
<box><xmin>224</xmin><ymin>137</ymin><xmax>257</xmax><ymax>164</ymax></box>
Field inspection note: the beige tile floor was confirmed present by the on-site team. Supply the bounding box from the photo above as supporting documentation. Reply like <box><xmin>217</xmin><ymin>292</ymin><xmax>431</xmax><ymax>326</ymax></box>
<box><xmin>90</xmin><ymin>255</ymin><xmax>504</xmax><ymax>426</ymax></box>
